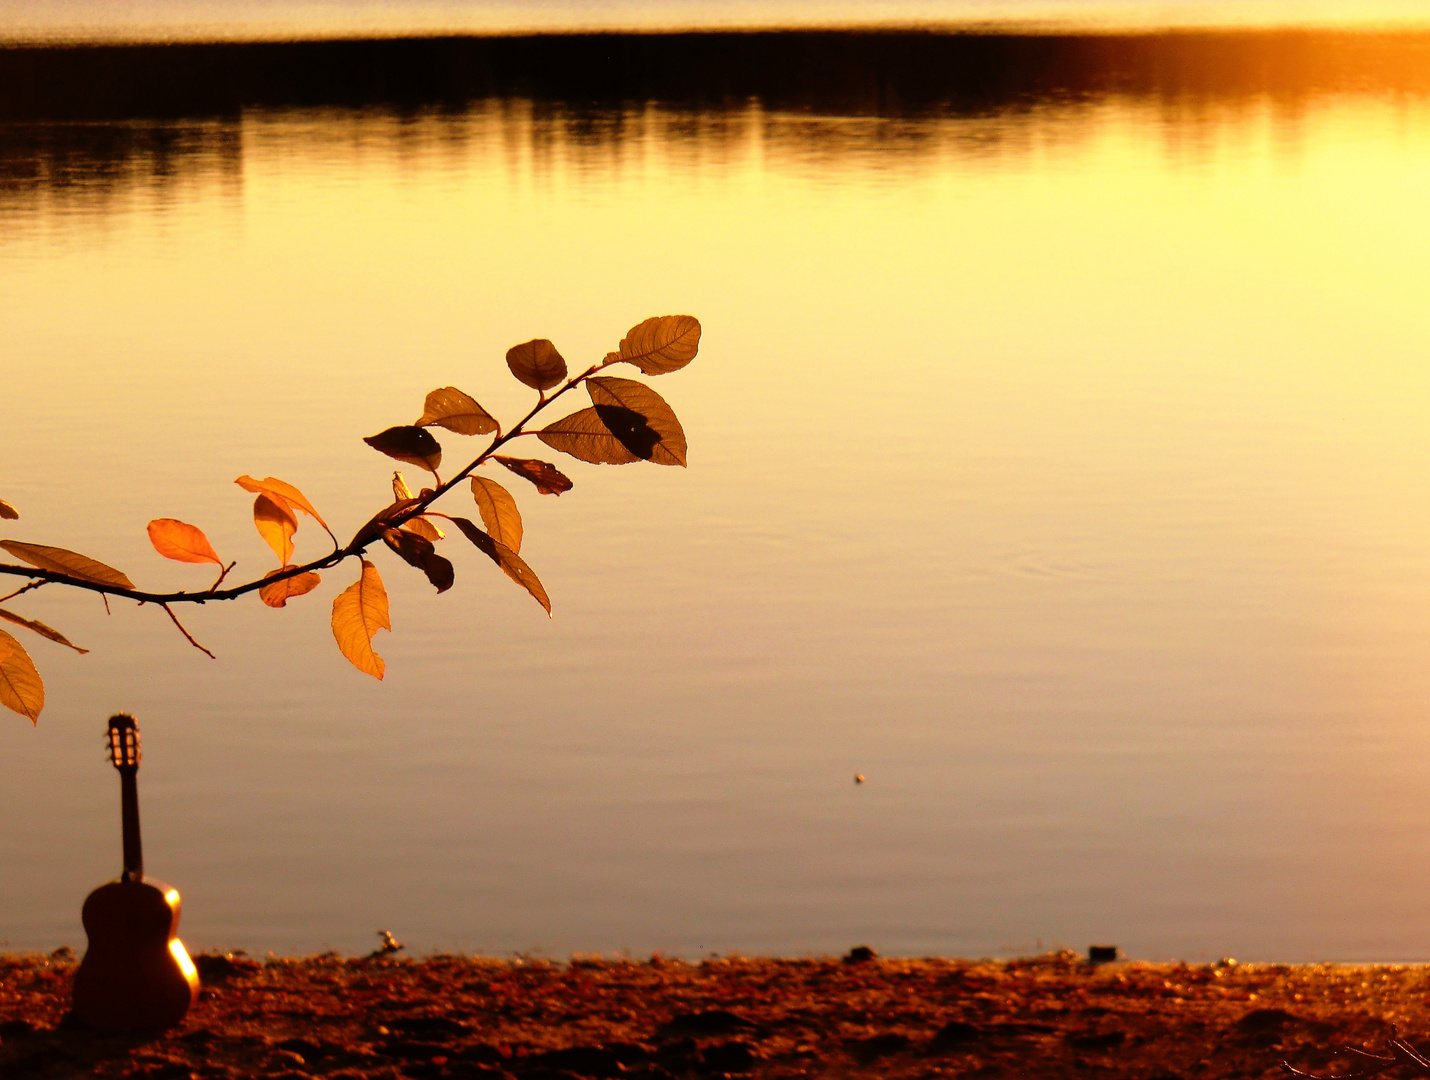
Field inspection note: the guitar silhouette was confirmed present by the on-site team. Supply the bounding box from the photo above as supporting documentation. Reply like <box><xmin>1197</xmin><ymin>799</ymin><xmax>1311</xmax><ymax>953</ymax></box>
<box><xmin>72</xmin><ymin>713</ymin><xmax>199</xmax><ymax>1032</ymax></box>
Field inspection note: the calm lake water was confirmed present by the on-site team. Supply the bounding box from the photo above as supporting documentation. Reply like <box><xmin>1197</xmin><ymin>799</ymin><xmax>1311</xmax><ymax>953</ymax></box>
<box><xmin>5</xmin><ymin>31</ymin><xmax>1430</xmax><ymax>961</ymax></box>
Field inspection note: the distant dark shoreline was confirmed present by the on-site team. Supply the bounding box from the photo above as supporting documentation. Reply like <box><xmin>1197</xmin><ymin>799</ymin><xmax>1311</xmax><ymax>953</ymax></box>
<box><xmin>2</xmin><ymin>30</ymin><xmax>1430</xmax><ymax>121</ymax></box>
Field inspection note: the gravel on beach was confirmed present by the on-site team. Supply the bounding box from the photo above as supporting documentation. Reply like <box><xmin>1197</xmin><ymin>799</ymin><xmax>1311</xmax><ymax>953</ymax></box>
<box><xmin>2</xmin><ymin>949</ymin><xmax>1425</xmax><ymax>1079</ymax></box>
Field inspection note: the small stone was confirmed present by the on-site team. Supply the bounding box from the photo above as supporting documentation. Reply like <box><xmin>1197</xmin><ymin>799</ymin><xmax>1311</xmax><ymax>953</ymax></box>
<box><xmin>843</xmin><ymin>945</ymin><xmax>877</xmax><ymax>964</ymax></box>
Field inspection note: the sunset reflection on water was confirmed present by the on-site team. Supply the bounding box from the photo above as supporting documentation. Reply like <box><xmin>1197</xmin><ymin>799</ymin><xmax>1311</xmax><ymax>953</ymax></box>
<box><xmin>3</xmin><ymin>34</ymin><xmax>1430</xmax><ymax>960</ymax></box>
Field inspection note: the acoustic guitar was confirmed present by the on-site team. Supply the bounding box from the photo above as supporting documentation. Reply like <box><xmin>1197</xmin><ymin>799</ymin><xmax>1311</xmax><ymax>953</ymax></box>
<box><xmin>72</xmin><ymin>713</ymin><xmax>199</xmax><ymax>1032</ymax></box>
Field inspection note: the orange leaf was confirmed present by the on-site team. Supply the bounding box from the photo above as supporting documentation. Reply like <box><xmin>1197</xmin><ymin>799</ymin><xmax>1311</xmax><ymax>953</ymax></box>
<box><xmin>450</xmin><ymin>517</ymin><xmax>550</xmax><ymax>615</ymax></box>
<box><xmin>253</xmin><ymin>494</ymin><xmax>296</xmax><ymax>565</ymax></box>
<box><xmin>0</xmin><ymin>608</ymin><xmax>88</xmax><ymax>653</ymax></box>
<box><xmin>537</xmin><ymin>407</ymin><xmax>642</xmax><ymax>465</ymax></box>
<box><xmin>147</xmin><ymin>518</ymin><xmax>223</xmax><ymax>566</ymax></box>
<box><xmin>234</xmin><ymin>476</ymin><xmax>329</xmax><ymax>531</ymax></box>
<box><xmin>0</xmin><ymin>540</ymin><xmax>134</xmax><ymax>589</ymax></box>
<box><xmin>417</xmin><ymin>387</ymin><xmax>498</xmax><ymax>435</ymax></box>
<box><xmin>258</xmin><ymin>567</ymin><xmax>322</xmax><ymax>608</ymax></box>
<box><xmin>493</xmin><ymin>456</ymin><xmax>573</xmax><ymax>496</ymax></box>
<box><xmin>0</xmin><ymin>499</ymin><xmax>17</xmax><ymax>520</ymax></box>
<box><xmin>606</xmin><ymin>315</ymin><xmax>701</xmax><ymax>376</ymax></box>
<box><xmin>470</xmin><ymin>476</ymin><xmax>523</xmax><ymax>552</ymax></box>
<box><xmin>402</xmin><ymin>517</ymin><xmax>444</xmax><ymax>543</ymax></box>
<box><xmin>506</xmin><ymin>339</ymin><xmax>568</xmax><ymax>392</ymax></box>
<box><xmin>588</xmin><ymin>376</ymin><xmax>687</xmax><ymax>466</ymax></box>
<box><xmin>363</xmin><ymin>426</ymin><xmax>442</xmax><ymax>475</ymax></box>
<box><xmin>331</xmin><ymin>559</ymin><xmax>390</xmax><ymax>679</ymax></box>
<box><xmin>0</xmin><ymin>627</ymin><xmax>43</xmax><ymax>723</ymax></box>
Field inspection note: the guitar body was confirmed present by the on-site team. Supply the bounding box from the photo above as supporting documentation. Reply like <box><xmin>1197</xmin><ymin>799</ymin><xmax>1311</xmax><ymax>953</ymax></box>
<box><xmin>72</xmin><ymin>877</ymin><xmax>198</xmax><ymax>1032</ymax></box>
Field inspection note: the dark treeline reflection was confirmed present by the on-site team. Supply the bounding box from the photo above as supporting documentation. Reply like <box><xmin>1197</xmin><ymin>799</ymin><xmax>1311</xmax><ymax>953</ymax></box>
<box><xmin>3</xmin><ymin>31</ymin><xmax>1430</xmax><ymax>120</ymax></box>
<box><xmin>3</xmin><ymin>30</ymin><xmax>1430</xmax><ymax>223</ymax></box>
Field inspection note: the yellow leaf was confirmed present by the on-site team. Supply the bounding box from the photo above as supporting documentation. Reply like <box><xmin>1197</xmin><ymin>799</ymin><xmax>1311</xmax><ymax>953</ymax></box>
<box><xmin>330</xmin><ymin>559</ymin><xmax>390</xmax><ymax>679</ymax></box>
<box><xmin>450</xmin><ymin>517</ymin><xmax>551</xmax><ymax>615</ymax></box>
<box><xmin>470</xmin><ymin>476</ymin><xmax>523</xmax><ymax>552</ymax></box>
<box><xmin>538</xmin><ymin>407</ymin><xmax>642</xmax><ymax>465</ymax></box>
<box><xmin>588</xmin><ymin>376</ymin><xmax>687</xmax><ymax>466</ymax></box>
<box><xmin>363</xmin><ymin>426</ymin><xmax>442</xmax><ymax>475</ymax></box>
<box><xmin>258</xmin><ymin>567</ymin><xmax>321</xmax><ymax>608</ymax></box>
<box><xmin>392</xmin><ymin>472</ymin><xmax>414</xmax><ymax>501</ymax></box>
<box><xmin>0</xmin><ymin>608</ymin><xmax>88</xmax><ymax>653</ymax></box>
<box><xmin>0</xmin><ymin>499</ymin><xmax>17</xmax><ymax>520</ymax></box>
<box><xmin>417</xmin><ymin>387</ymin><xmax>498</xmax><ymax>435</ymax></box>
<box><xmin>146</xmin><ymin>518</ymin><xmax>223</xmax><ymax>566</ymax></box>
<box><xmin>0</xmin><ymin>628</ymin><xmax>43</xmax><ymax>723</ymax></box>
<box><xmin>402</xmin><ymin>516</ymin><xmax>444</xmax><ymax>543</ymax></box>
<box><xmin>493</xmin><ymin>456</ymin><xmax>573</xmax><ymax>496</ymax></box>
<box><xmin>506</xmin><ymin>339</ymin><xmax>568</xmax><ymax>392</ymax></box>
<box><xmin>234</xmin><ymin>476</ymin><xmax>329</xmax><ymax>531</ymax></box>
<box><xmin>608</xmin><ymin>315</ymin><xmax>701</xmax><ymax>375</ymax></box>
<box><xmin>0</xmin><ymin>540</ymin><xmax>134</xmax><ymax>589</ymax></box>
<box><xmin>253</xmin><ymin>494</ymin><xmax>297</xmax><ymax>565</ymax></box>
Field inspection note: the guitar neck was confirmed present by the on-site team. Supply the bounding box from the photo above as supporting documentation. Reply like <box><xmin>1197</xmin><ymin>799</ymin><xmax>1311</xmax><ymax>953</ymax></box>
<box><xmin>120</xmin><ymin>768</ymin><xmax>143</xmax><ymax>882</ymax></box>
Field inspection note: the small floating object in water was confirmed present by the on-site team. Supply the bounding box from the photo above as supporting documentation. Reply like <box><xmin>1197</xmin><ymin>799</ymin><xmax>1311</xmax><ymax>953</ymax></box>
<box><xmin>854</xmin><ymin>773</ymin><xmax>865</xmax><ymax>784</ymax></box>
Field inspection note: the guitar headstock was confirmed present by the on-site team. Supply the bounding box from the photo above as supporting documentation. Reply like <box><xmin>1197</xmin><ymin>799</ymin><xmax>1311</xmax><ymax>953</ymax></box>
<box><xmin>107</xmin><ymin>713</ymin><xmax>141</xmax><ymax>772</ymax></box>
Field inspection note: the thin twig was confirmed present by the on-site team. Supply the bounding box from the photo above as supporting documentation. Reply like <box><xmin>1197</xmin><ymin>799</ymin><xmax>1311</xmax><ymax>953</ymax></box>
<box><xmin>0</xmin><ymin>580</ymin><xmax>46</xmax><ymax>604</ymax></box>
<box><xmin>161</xmin><ymin>604</ymin><xmax>216</xmax><ymax>659</ymax></box>
<box><xmin>210</xmin><ymin>560</ymin><xmax>236</xmax><ymax>592</ymax></box>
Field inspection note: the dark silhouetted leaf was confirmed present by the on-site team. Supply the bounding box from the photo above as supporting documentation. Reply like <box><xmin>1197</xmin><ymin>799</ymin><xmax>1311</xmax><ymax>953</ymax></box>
<box><xmin>0</xmin><ymin>499</ymin><xmax>16</xmax><ymax>520</ymax></box>
<box><xmin>382</xmin><ymin>528</ymin><xmax>455</xmax><ymax>593</ymax></box>
<box><xmin>253</xmin><ymin>494</ymin><xmax>296</xmax><ymax>566</ymax></box>
<box><xmin>364</xmin><ymin>426</ymin><xmax>442</xmax><ymax>474</ymax></box>
<box><xmin>537</xmin><ymin>407</ymin><xmax>642</xmax><ymax>465</ymax></box>
<box><xmin>588</xmin><ymin>376</ymin><xmax>688</xmax><ymax>466</ymax></box>
<box><xmin>234</xmin><ymin>476</ymin><xmax>329</xmax><ymax>531</ymax></box>
<box><xmin>470</xmin><ymin>476</ymin><xmax>523</xmax><ymax>552</ymax></box>
<box><xmin>506</xmin><ymin>339</ymin><xmax>567</xmax><ymax>392</ymax></box>
<box><xmin>493</xmin><ymin>456</ymin><xmax>573</xmax><ymax>496</ymax></box>
<box><xmin>417</xmin><ymin>387</ymin><xmax>498</xmax><ymax>435</ymax></box>
<box><xmin>450</xmin><ymin>517</ymin><xmax>551</xmax><ymax>615</ymax></box>
<box><xmin>0</xmin><ymin>609</ymin><xmax>88</xmax><ymax>653</ymax></box>
<box><xmin>606</xmin><ymin>315</ymin><xmax>701</xmax><ymax>375</ymax></box>
<box><xmin>147</xmin><ymin>518</ymin><xmax>223</xmax><ymax>566</ymax></box>
<box><xmin>258</xmin><ymin>567</ymin><xmax>322</xmax><ymax>608</ymax></box>
<box><xmin>0</xmin><ymin>628</ymin><xmax>42</xmax><ymax>723</ymax></box>
<box><xmin>331</xmin><ymin>559</ymin><xmax>390</xmax><ymax>679</ymax></box>
<box><xmin>0</xmin><ymin>541</ymin><xmax>134</xmax><ymax>589</ymax></box>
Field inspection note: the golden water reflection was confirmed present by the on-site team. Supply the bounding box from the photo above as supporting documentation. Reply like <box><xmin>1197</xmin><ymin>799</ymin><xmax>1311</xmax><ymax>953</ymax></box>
<box><xmin>4</xmin><ymin>62</ymin><xmax>1430</xmax><ymax>960</ymax></box>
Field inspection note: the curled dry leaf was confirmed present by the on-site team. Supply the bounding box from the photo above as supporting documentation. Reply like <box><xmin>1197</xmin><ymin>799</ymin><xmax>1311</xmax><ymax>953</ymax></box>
<box><xmin>331</xmin><ymin>559</ymin><xmax>391</xmax><ymax>679</ymax></box>
<box><xmin>253</xmin><ymin>494</ymin><xmax>297</xmax><ymax>566</ymax></box>
<box><xmin>392</xmin><ymin>472</ymin><xmax>414</xmax><ymax>501</ymax></box>
<box><xmin>506</xmin><ymin>339</ymin><xmax>568</xmax><ymax>392</ymax></box>
<box><xmin>470</xmin><ymin>476</ymin><xmax>523</xmax><ymax>552</ymax></box>
<box><xmin>450</xmin><ymin>516</ymin><xmax>551</xmax><ymax>615</ymax></box>
<box><xmin>417</xmin><ymin>387</ymin><xmax>498</xmax><ymax>435</ymax></box>
<box><xmin>0</xmin><ymin>608</ymin><xmax>88</xmax><ymax>653</ymax></box>
<box><xmin>234</xmin><ymin>476</ymin><xmax>329</xmax><ymax>531</ymax></box>
<box><xmin>0</xmin><ymin>499</ymin><xmax>17</xmax><ymax>520</ymax></box>
<box><xmin>606</xmin><ymin>315</ymin><xmax>701</xmax><ymax>376</ymax></box>
<box><xmin>588</xmin><ymin>376</ymin><xmax>687</xmax><ymax>466</ymax></box>
<box><xmin>0</xmin><ymin>627</ymin><xmax>43</xmax><ymax>723</ymax></box>
<box><xmin>402</xmin><ymin>516</ymin><xmax>444</xmax><ymax>543</ymax></box>
<box><xmin>147</xmin><ymin>518</ymin><xmax>223</xmax><ymax>566</ymax></box>
<box><xmin>0</xmin><ymin>540</ymin><xmax>134</xmax><ymax>590</ymax></box>
<box><xmin>493</xmin><ymin>456</ymin><xmax>574</xmax><ymax>496</ymax></box>
<box><xmin>382</xmin><ymin>528</ymin><xmax>455</xmax><ymax>593</ymax></box>
<box><xmin>258</xmin><ymin>567</ymin><xmax>322</xmax><ymax>608</ymax></box>
<box><xmin>364</xmin><ymin>426</ymin><xmax>442</xmax><ymax>475</ymax></box>
<box><xmin>353</xmin><ymin>496</ymin><xmax>423</xmax><ymax>547</ymax></box>
<box><xmin>538</xmin><ymin>407</ymin><xmax>642</xmax><ymax>465</ymax></box>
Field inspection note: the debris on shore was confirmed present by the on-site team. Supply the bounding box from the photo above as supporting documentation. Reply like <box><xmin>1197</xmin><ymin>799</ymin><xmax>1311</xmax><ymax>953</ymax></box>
<box><xmin>1</xmin><ymin>949</ymin><xmax>1423</xmax><ymax>1078</ymax></box>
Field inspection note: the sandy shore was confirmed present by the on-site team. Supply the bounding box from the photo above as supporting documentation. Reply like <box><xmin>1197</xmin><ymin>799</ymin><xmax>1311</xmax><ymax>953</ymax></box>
<box><xmin>1</xmin><ymin>949</ymin><xmax>1422</xmax><ymax>1079</ymax></box>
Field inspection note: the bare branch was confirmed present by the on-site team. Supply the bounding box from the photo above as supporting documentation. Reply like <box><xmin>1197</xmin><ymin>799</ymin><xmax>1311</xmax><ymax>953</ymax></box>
<box><xmin>0</xmin><ymin>580</ymin><xmax>46</xmax><ymax>604</ymax></box>
<box><xmin>161</xmin><ymin>604</ymin><xmax>216</xmax><ymax>659</ymax></box>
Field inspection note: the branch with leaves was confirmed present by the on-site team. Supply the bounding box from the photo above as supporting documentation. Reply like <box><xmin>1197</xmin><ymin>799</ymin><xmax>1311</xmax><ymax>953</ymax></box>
<box><xmin>0</xmin><ymin>315</ymin><xmax>701</xmax><ymax>723</ymax></box>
